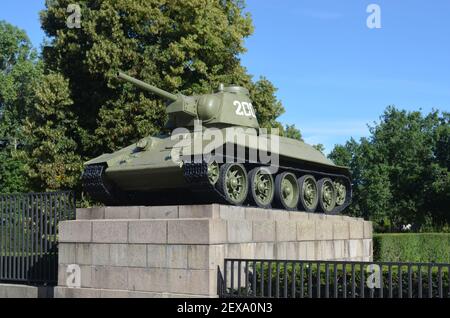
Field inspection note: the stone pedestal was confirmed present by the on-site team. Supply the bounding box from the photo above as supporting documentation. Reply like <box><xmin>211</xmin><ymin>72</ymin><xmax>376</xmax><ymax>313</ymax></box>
<box><xmin>0</xmin><ymin>284</ymin><xmax>53</xmax><ymax>298</ymax></box>
<box><xmin>55</xmin><ymin>205</ymin><xmax>373</xmax><ymax>298</ymax></box>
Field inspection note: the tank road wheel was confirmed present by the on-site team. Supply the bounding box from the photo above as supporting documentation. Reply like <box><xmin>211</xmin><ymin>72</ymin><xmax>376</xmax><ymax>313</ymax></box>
<box><xmin>275</xmin><ymin>172</ymin><xmax>300</xmax><ymax>211</ymax></box>
<box><xmin>334</xmin><ymin>179</ymin><xmax>347</xmax><ymax>207</ymax></box>
<box><xmin>318</xmin><ymin>178</ymin><xmax>337</xmax><ymax>213</ymax></box>
<box><xmin>207</xmin><ymin>161</ymin><xmax>220</xmax><ymax>185</ymax></box>
<box><xmin>298</xmin><ymin>175</ymin><xmax>319</xmax><ymax>212</ymax></box>
<box><xmin>248</xmin><ymin>167</ymin><xmax>275</xmax><ymax>209</ymax></box>
<box><xmin>218</xmin><ymin>163</ymin><xmax>249</xmax><ymax>206</ymax></box>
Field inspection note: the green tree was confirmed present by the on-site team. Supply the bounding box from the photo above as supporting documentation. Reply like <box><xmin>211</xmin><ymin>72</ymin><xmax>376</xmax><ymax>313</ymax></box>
<box><xmin>284</xmin><ymin>124</ymin><xmax>303</xmax><ymax>141</ymax></box>
<box><xmin>313</xmin><ymin>143</ymin><xmax>325</xmax><ymax>154</ymax></box>
<box><xmin>23</xmin><ymin>73</ymin><xmax>83</xmax><ymax>191</ymax></box>
<box><xmin>250</xmin><ymin>77</ymin><xmax>285</xmax><ymax>130</ymax></box>
<box><xmin>0</xmin><ymin>21</ymin><xmax>42</xmax><ymax>193</ymax></box>
<box><xmin>329</xmin><ymin>106</ymin><xmax>450</xmax><ymax>232</ymax></box>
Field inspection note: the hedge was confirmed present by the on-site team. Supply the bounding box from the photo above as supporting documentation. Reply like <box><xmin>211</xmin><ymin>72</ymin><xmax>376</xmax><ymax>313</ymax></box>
<box><xmin>373</xmin><ymin>233</ymin><xmax>450</xmax><ymax>263</ymax></box>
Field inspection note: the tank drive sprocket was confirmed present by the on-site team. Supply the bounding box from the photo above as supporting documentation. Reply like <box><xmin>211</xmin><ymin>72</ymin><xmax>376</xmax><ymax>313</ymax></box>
<box><xmin>81</xmin><ymin>165</ymin><xmax>124</xmax><ymax>206</ymax></box>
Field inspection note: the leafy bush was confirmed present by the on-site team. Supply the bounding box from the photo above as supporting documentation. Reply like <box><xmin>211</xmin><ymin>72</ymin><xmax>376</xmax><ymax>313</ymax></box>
<box><xmin>374</xmin><ymin>233</ymin><xmax>450</xmax><ymax>263</ymax></box>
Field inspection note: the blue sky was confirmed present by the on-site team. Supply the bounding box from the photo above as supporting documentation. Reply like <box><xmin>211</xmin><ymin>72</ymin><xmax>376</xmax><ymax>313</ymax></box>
<box><xmin>1</xmin><ymin>0</ymin><xmax>449</xmax><ymax>153</ymax></box>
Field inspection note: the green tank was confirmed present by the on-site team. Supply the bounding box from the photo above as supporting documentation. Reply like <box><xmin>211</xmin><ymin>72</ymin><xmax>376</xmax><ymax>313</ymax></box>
<box><xmin>82</xmin><ymin>72</ymin><xmax>352</xmax><ymax>214</ymax></box>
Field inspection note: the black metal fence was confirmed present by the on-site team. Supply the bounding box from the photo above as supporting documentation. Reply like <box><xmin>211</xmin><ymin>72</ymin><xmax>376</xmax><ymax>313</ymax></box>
<box><xmin>0</xmin><ymin>191</ymin><xmax>75</xmax><ymax>285</ymax></box>
<box><xmin>219</xmin><ymin>259</ymin><xmax>450</xmax><ymax>298</ymax></box>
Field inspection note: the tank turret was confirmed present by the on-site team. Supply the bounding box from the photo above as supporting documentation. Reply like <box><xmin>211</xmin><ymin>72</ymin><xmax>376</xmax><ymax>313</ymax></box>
<box><xmin>117</xmin><ymin>71</ymin><xmax>259</xmax><ymax>129</ymax></box>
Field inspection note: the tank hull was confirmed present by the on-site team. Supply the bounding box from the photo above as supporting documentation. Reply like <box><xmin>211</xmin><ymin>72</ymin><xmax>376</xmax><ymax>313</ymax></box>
<box><xmin>82</xmin><ymin>129</ymin><xmax>352</xmax><ymax>213</ymax></box>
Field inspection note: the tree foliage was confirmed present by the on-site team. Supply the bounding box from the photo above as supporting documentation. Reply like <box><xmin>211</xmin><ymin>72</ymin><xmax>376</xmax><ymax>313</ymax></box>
<box><xmin>284</xmin><ymin>124</ymin><xmax>303</xmax><ymax>141</ymax></box>
<box><xmin>0</xmin><ymin>21</ymin><xmax>41</xmax><ymax>193</ymax></box>
<box><xmin>329</xmin><ymin>106</ymin><xmax>450</xmax><ymax>232</ymax></box>
<box><xmin>313</xmin><ymin>143</ymin><xmax>325</xmax><ymax>154</ymax></box>
<box><xmin>23</xmin><ymin>73</ymin><xmax>83</xmax><ymax>191</ymax></box>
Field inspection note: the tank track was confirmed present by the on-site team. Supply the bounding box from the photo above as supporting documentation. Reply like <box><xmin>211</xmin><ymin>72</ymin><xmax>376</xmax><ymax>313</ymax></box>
<box><xmin>183</xmin><ymin>161</ymin><xmax>228</xmax><ymax>204</ymax></box>
<box><xmin>82</xmin><ymin>161</ymin><xmax>352</xmax><ymax>214</ymax></box>
<box><xmin>81</xmin><ymin>165</ymin><xmax>121</xmax><ymax>206</ymax></box>
<box><xmin>183</xmin><ymin>159</ymin><xmax>352</xmax><ymax>214</ymax></box>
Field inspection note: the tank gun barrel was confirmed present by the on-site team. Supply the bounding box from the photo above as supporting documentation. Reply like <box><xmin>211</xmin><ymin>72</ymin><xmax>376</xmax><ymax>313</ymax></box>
<box><xmin>117</xmin><ymin>71</ymin><xmax>178</xmax><ymax>102</ymax></box>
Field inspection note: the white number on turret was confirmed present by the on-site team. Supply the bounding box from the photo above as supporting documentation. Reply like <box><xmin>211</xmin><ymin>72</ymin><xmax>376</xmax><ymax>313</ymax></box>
<box><xmin>234</xmin><ymin>101</ymin><xmax>256</xmax><ymax>118</ymax></box>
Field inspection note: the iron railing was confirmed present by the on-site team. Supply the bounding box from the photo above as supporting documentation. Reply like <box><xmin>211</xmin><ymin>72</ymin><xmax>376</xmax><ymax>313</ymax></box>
<box><xmin>219</xmin><ymin>259</ymin><xmax>450</xmax><ymax>298</ymax></box>
<box><xmin>0</xmin><ymin>191</ymin><xmax>75</xmax><ymax>285</ymax></box>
